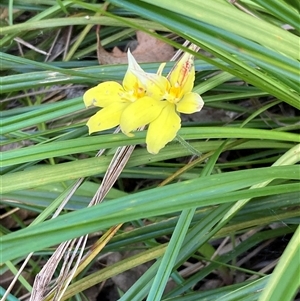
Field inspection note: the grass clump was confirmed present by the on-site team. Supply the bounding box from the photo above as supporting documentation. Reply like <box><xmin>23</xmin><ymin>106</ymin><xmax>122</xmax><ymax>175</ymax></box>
<box><xmin>1</xmin><ymin>1</ymin><xmax>299</xmax><ymax>301</ymax></box>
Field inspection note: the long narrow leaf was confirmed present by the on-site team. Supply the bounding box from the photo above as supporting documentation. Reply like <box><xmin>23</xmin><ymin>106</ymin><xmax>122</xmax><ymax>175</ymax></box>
<box><xmin>1</xmin><ymin>165</ymin><xmax>299</xmax><ymax>263</ymax></box>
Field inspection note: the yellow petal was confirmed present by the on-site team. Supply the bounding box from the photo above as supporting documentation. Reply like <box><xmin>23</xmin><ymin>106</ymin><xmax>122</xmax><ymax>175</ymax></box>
<box><xmin>127</xmin><ymin>48</ymin><xmax>144</xmax><ymax>73</ymax></box>
<box><xmin>169</xmin><ymin>52</ymin><xmax>195</xmax><ymax>95</ymax></box>
<box><xmin>125</xmin><ymin>49</ymin><xmax>168</xmax><ymax>99</ymax></box>
<box><xmin>146</xmin><ymin>102</ymin><xmax>181</xmax><ymax>154</ymax></box>
<box><xmin>157</xmin><ymin>62</ymin><xmax>166</xmax><ymax>76</ymax></box>
<box><xmin>120</xmin><ymin>96</ymin><xmax>165</xmax><ymax>136</ymax></box>
<box><xmin>83</xmin><ymin>81</ymin><xmax>124</xmax><ymax>108</ymax></box>
<box><xmin>128</xmin><ymin>67</ymin><xmax>168</xmax><ymax>100</ymax></box>
<box><xmin>145</xmin><ymin>74</ymin><xmax>169</xmax><ymax>100</ymax></box>
<box><xmin>181</xmin><ymin>64</ymin><xmax>195</xmax><ymax>95</ymax></box>
<box><xmin>176</xmin><ymin>92</ymin><xmax>204</xmax><ymax>114</ymax></box>
<box><xmin>86</xmin><ymin>102</ymin><xmax>128</xmax><ymax>134</ymax></box>
<box><xmin>122</xmin><ymin>49</ymin><xmax>145</xmax><ymax>93</ymax></box>
<box><xmin>122</xmin><ymin>70</ymin><xmax>142</xmax><ymax>96</ymax></box>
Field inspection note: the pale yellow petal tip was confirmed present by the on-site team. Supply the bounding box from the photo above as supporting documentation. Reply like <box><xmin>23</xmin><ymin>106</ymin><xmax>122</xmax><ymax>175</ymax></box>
<box><xmin>197</xmin><ymin>96</ymin><xmax>204</xmax><ymax>111</ymax></box>
<box><xmin>86</xmin><ymin>123</ymin><xmax>95</xmax><ymax>135</ymax></box>
<box><xmin>127</xmin><ymin>48</ymin><xmax>143</xmax><ymax>72</ymax></box>
<box><xmin>86</xmin><ymin>119</ymin><xmax>97</xmax><ymax>135</ymax></box>
<box><xmin>157</xmin><ymin>63</ymin><xmax>166</xmax><ymax>76</ymax></box>
<box><xmin>145</xmin><ymin>129</ymin><xmax>177</xmax><ymax>155</ymax></box>
<box><xmin>176</xmin><ymin>93</ymin><xmax>204</xmax><ymax>114</ymax></box>
<box><xmin>120</xmin><ymin>120</ymin><xmax>136</xmax><ymax>137</ymax></box>
<box><xmin>191</xmin><ymin>93</ymin><xmax>204</xmax><ymax>112</ymax></box>
<box><xmin>83</xmin><ymin>89</ymin><xmax>96</xmax><ymax>108</ymax></box>
<box><xmin>146</xmin><ymin>145</ymin><xmax>160</xmax><ymax>155</ymax></box>
<box><xmin>146</xmin><ymin>140</ymin><xmax>169</xmax><ymax>154</ymax></box>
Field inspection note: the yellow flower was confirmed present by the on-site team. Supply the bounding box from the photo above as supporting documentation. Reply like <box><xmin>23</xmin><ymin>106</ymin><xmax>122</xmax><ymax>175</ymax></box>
<box><xmin>83</xmin><ymin>50</ymin><xmax>151</xmax><ymax>133</ymax></box>
<box><xmin>120</xmin><ymin>51</ymin><xmax>204</xmax><ymax>154</ymax></box>
<box><xmin>83</xmin><ymin>48</ymin><xmax>204</xmax><ymax>154</ymax></box>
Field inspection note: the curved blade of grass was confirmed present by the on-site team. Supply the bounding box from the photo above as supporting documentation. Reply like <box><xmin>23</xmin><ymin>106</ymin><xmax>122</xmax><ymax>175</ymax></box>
<box><xmin>61</xmin><ymin>247</ymin><xmax>166</xmax><ymax>301</ymax></box>
<box><xmin>219</xmin><ymin>143</ymin><xmax>300</xmax><ymax>226</ymax></box>
<box><xmin>2</xmin><ymin>127</ymin><xmax>299</xmax><ymax>168</ymax></box>
<box><xmin>1</xmin><ymin>56</ymin><xmax>217</xmax><ymax>93</ymax></box>
<box><xmin>1</xmin><ymin>165</ymin><xmax>299</xmax><ymax>263</ymax></box>
<box><xmin>147</xmin><ymin>140</ymin><xmax>226</xmax><ymax>301</ymax></box>
<box><xmin>0</xmin><ymin>0</ymin><xmax>75</xmax><ymax>47</ymax></box>
<box><xmin>147</xmin><ymin>208</ymin><xmax>195</xmax><ymax>301</ymax></box>
<box><xmin>0</xmin><ymin>16</ymin><xmax>168</xmax><ymax>37</ymax></box>
<box><xmin>108</xmin><ymin>0</ymin><xmax>299</xmax><ymax>109</ymax></box>
<box><xmin>251</xmin><ymin>0</ymin><xmax>300</xmax><ymax>31</ymax></box>
<box><xmin>164</xmin><ymin>277</ymin><xmax>268</xmax><ymax>301</ymax></box>
<box><xmin>1</xmin><ymin>97</ymin><xmax>84</xmax><ymax>135</ymax></box>
<box><xmin>138</xmin><ymin>0</ymin><xmax>299</xmax><ymax>59</ymax></box>
<box><xmin>3</xmin><ymin>190</ymin><xmax>298</xmax><ymax>238</ymax></box>
<box><xmin>257</xmin><ymin>225</ymin><xmax>300</xmax><ymax>301</ymax></box>
<box><xmin>167</xmin><ymin>226</ymin><xmax>297</xmax><ymax>298</ymax></box>
<box><xmin>1</xmin><ymin>140</ymin><xmax>297</xmax><ymax>193</ymax></box>
<box><xmin>66</xmin><ymin>223</ymin><xmax>297</xmax><ymax>300</ymax></box>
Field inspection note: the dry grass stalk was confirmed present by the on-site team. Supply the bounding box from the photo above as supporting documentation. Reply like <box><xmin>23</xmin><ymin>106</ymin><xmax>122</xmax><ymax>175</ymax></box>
<box><xmin>30</xmin><ymin>128</ymin><xmax>139</xmax><ymax>301</ymax></box>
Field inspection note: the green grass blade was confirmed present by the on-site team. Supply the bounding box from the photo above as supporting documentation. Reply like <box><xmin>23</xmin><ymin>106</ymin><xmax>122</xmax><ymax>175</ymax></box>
<box><xmin>147</xmin><ymin>142</ymin><xmax>226</xmax><ymax>300</ymax></box>
<box><xmin>258</xmin><ymin>225</ymin><xmax>300</xmax><ymax>301</ymax></box>
<box><xmin>251</xmin><ymin>0</ymin><xmax>300</xmax><ymax>31</ymax></box>
<box><xmin>108</xmin><ymin>0</ymin><xmax>300</xmax><ymax>109</ymax></box>
<box><xmin>1</xmin><ymin>165</ymin><xmax>299</xmax><ymax>263</ymax></box>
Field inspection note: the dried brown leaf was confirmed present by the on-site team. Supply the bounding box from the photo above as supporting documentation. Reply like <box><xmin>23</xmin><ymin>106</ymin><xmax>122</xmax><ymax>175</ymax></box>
<box><xmin>98</xmin><ymin>31</ymin><xmax>174</xmax><ymax>64</ymax></box>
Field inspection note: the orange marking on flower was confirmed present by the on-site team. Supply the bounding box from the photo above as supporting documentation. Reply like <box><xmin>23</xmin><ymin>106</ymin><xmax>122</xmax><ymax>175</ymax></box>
<box><xmin>84</xmin><ymin>48</ymin><xmax>204</xmax><ymax>154</ymax></box>
<box><xmin>178</xmin><ymin>58</ymin><xmax>193</xmax><ymax>87</ymax></box>
<box><xmin>132</xmin><ymin>82</ymin><xmax>145</xmax><ymax>99</ymax></box>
